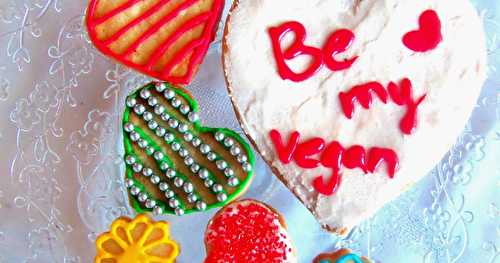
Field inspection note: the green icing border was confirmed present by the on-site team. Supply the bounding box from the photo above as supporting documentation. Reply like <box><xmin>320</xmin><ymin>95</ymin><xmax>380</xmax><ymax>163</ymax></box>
<box><xmin>122</xmin><ymin>82</ymin><xmax>255</xmax><ymax>215</ymax></box>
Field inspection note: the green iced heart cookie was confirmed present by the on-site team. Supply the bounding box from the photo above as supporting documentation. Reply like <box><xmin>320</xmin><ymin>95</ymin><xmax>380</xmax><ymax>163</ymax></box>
<box><xmin>122</xmin><ymin>82</ymin><xmax>254</xmax><ymax>215</ymax></box>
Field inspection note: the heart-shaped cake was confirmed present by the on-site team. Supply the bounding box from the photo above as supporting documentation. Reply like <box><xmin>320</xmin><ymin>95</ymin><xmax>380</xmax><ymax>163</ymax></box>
<box><xmin>123</xmin><ymin>82</ymin><xmax>254</xmax><ymax>216</ymax></box>
<box><xmin>86</xmin><ymin>0</ymin><xmax>224</xmax><ymax>85</ymax></box>
<box><xmin>223</xmin><ymin>0</ymin><xmax>487</xmax><ymax>234</ymax></box>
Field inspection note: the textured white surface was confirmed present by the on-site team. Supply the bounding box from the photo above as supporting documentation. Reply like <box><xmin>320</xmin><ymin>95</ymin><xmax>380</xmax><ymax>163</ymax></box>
<box><xmin>225</xmin><ymin>0</ymin><xmax>487</xmax><ymax>233</ymax></box>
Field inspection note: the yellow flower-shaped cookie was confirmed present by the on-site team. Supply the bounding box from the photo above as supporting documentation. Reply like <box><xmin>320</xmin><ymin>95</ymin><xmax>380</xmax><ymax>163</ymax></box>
<box><xmin>95</xmin><ymin>214</ymin><xmax>179</xmax><ymax>263</ymax></box>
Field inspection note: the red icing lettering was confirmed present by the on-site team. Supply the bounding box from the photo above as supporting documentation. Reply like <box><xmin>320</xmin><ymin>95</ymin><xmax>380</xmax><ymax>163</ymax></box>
<box><xmin>293</xmin><ymin>137</ymin><xmax>325</xmax><ymax>168</ymax></box>
<box><xmin>323</xmin><ymin>29</ymin><xmax>358</xmax><ymax>71</ymax></box>
<box><xmin>387</xmin><ymin>78</ymin><xmax>427</xmax><ymax>135</ymax></box>
<box><xmin>403</xmin><ymin>10</ymin><xmax>442</xmax><ymax>52</ymax></box>
<box><xmin>367</xmin><ymin>147</ymin><xmax>399</xmax><ymax>178</ymax></box>
<box><xmin>339</xmin><ymin>78</ymin><xmax>426</xmax><ymax>134</ymax></box>
<box><xmin>269</xmin><ymin>129</ymin><xmax>300</xmax><ymax>164</ymax></box>
<box><xmin>313</xmin><ymin>171</ymin><xmax>342</xmax><ymax>196</ymax></box>
<box><xmin>339</xmin><ymin>82</ymin><xmax>388</xmax><ymax>119</ymax></box>
<box><xmin>269</xmin><ymin>130</ymin><xmax>399</xmax><ymax>195</ymax></box>
<box><xmin>268</xmin><ymin>21</ymin><xmax>323</xmax><ymax>82</ymax></box>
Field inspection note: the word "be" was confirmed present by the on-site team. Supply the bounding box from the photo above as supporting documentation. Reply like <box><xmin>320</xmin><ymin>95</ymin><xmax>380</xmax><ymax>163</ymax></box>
<box><xmin>268</xmin><ymin>21</ymin><xmax>357</xmax><ymax>82</ymax></box>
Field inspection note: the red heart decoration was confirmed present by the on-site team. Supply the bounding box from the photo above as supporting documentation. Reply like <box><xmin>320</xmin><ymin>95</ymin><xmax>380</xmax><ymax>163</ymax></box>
<box><xmin>403</xmin><ymin>10</ymin><xmax>442</xmax><ymax>52</ymax></box>
<box><xmin>86</xmin><ymin>0</ymin><xmax>224</xmax><ymax>85</ymax></box>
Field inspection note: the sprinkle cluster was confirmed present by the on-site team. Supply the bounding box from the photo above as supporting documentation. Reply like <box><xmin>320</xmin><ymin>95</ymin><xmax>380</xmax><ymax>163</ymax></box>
<box><xmin>122</xmin><ymin>82</ymin><xmax>254</xmax><ymax>215</ymax></box>
<box><xmin>205</xmin><ymin>202</ymin><xmax>293</xmax><ymax>262</ymax></box>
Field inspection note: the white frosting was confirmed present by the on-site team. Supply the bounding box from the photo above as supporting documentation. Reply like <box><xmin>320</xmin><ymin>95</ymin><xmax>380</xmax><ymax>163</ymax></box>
<box><xmin>224</xmin><ymin>0</ymin><xmax>487</xmax><ymax>233</ymax></box>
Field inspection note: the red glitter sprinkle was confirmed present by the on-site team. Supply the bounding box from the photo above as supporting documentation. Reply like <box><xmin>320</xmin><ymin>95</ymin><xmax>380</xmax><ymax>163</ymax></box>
<box><xmin>204</xmin><ymin>201</ymin><xmax>293</xmax><ymax>263</ymax></box>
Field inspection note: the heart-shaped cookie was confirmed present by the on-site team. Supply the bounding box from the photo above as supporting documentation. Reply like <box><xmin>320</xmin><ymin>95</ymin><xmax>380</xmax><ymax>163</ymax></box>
<box><xmin>204</xmin><ymin>199</ymin><xmax>296</xmax><ymax>262</ymax></box>
<box><xmin>122</xmin><ymin>82</ymin><xmax>254</xmax><ymax>216</ymax></box>
<box><xmin>313</xmin><ymin>249</ymin><xmax>370</xmax><ymax>263</ymax></box>
<box><xmin>223</xmin><ymin>0</ymin><xmax>487</xmax><ymax>234</ymax></box>
<box><xmin>86</xmin><ymin>0</ymin><xmax>224</xmax><ymax>85</ymax></box>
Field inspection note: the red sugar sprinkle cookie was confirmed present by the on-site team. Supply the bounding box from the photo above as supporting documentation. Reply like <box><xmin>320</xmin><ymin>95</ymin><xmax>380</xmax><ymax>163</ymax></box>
<box><xmin>204</xmin><ymin>199</ymin><xmax>296</xmax><ymax>263</ymax></box>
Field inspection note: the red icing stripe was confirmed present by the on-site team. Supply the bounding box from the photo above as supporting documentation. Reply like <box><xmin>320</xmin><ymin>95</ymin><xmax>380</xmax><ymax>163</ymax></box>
<box><xmin>205</xmin><ymin>201</ymin><xmax>293</xmax><ymax>263</ymax></box>
<box><xmin>86</xmin><ymin>0</ymin><xmax>224</xmax><ymax>85</ymax></box>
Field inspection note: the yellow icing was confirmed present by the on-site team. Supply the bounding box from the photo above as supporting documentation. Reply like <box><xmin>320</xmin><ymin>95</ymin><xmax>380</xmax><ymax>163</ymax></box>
<box><xmin>95</xmin><ymin>214</ymin><xmax>179</xmax><ymax>263</ymax></box>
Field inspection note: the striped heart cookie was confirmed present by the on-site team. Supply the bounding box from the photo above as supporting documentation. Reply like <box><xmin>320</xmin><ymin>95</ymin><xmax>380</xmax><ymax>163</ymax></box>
<box><xmin>122</xmin><ymin>82</ymin><xmax>254</xmax><ymax>215</ymax></box>
<box><xmin>86</xmin><ymin>0</ymin><xmax>224</xmax><ymax>85</ymax></box>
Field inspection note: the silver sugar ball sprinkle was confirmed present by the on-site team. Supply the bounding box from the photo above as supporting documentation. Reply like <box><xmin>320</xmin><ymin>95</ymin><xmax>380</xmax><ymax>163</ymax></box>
<box><xmin>196</xmin><ymin>201</ymin><xmax>207</xmax><ymax>210</ymax></box>
<box><xmin>155</xmin><ymin>82</ymin><xmax>166</xmax><ymax>92</ymax></box>
<box><xmin>200</xmin><ymin>144</ymin><xmax>211</xmax><ymax>154</ymax></box>
<box><xmin>159</xmin><ymin>182</ymin><xmax>169</xmax><ymax>191</ymax></box>
<box><xmin>145</xmin><ymin>199</ymin><xmax>156</xmax><ymax>209</ymax></box>
<box><xmin>175</xmin><ymin>207</ymin><xmax>185</xmax><ymax>216</ymax></box>
<box><xmin>138</xmin><ymin>192</ymin><xmax>148</xmax><ymax>202</ymax></box>
<box><xmin>171</xmin><ymin>142</ymin><xmax>181</xmax><ymax>151</ymax></box>
<box><xmin>242</xmin><ymin>162</ymin><xmax>252</xmax><ymax>172</ymax></box>
<box><xmin>132</xmin><ymin>163</ymin><xmax>143</xmax><ymax>173</ymax></box>
<box><xmin>164</xmin><ymin>133</ymin><xmax>174</xmax><ymax>143</ymax></box>
<box><xmin>192</xmin><ymin>138</ymin><xmax>201</xmax><ymax>147</ymax></box>
<box><xmin>180</xmin><ymin>105</ymin><xmax>190</xmax><ymax>114</ymax></box>
<box><xmin>124</xmin><ymin>123</ymin><xmax>134</xmax><ymax>133</ymax></box>
<box><xmin>166</xmin><ymin>169</ymin><xmax>176</xmax><ymax>178</ymax></box>
<box><xmin>165</xmin><ymin>190</ymin><xmax>175</xmax><ymax>199</ymax></box>
<box><xmin>171</xmin><ymin>98</ymin><xmax>181</xmax><ymax>108</ymax></box>
<box><xmin>130</xmin><ymin>131</ymin><xmax>140</xmax><ymax>142</ymax></box>
<box><xmin>190</xmin><ymin>164</ymin><xmax>200</xmax><ymax>173</ymax></box>
<box><xmin>187</xmin><ymin>193</ymin><xmax>198</xmax><ymax>203</ymax></box>
<box><xmin>143</xmin><ymin>111</ymin><xmax>153</xmax><ymax>121</ymax></box>
<box><xmin>142</xmin><ymin>167</ymin><xmax>153</xmax><ymax>177</ymax></box>
<box><xmin>174</xmin><ymin>177</ymin><xmax>184</xmax><ymax>187</ymax></box>
<box><xmin>133</xmin><ymin>104</ymin><xmax>145</xmax><ymax>115</ymax></box>
<box><xmin>184</xmin><ymin>133</ymin><xmax>193</xmax><ymax>142</ymax></box>
<box><xmin>138</xmin><ymin>139</ymin><xmax>148</xmax><ymax>148</ymax></box>
<box><xmin>130</xmin><ymin>186</ymin><xmax>140</xmax><ymax>196</ymax></box>
<box><xmin>204</xmin><ymin>179</ymin><xmax>214</xmax><ymax>188</ymax></box>
<box><xmin>216</xmin><ymin>160</ymin><xmax>228</xmax><ymax>170</ymax></box>
<box><xmin>183</xmin><ymin>182</ymin><xmax>194</xmax><ymax>193</ymax></box>
<box><xmin>230</xmin><ymin>146</ymin><xmax>241</xmax><ymax>156</ymax></box>
<box><xmin>125</xmin><ymin>178</ymin><xmax>134</xmax><ymax>188</ymax></box>
<box><xmin>184</xmin><ymin>156</ymin><xmax>194</xmax><ymax>166</ymax></box>
<box><xmin>159</xmin><ymin>162</ymin><xmax>169</xmax><ymax>171</ymax></box>
<box><xmin>153</xmin><ymin>206</ymin><xmax>163</xmax><ymax>215</ymax></box>
<box><xmin>214</xmin><ymin>131</ymin><xmax>225</xmax><ymax>142</ymax></box>
<box><xmin>228</xmin><ymin>177</ymin><xmax>240</xmax><ymax>187</ymax></box>
<box><xmin>168</xmin><ymin>119</ymin><xmax>179</xmax><ymax>129</ymax></box>
<box><xmin>164</xmin><ymin>89</ymin><xmax>175</xmax><ymax>100</ymax></box>
<box><xmin>188</xmin><ymin>112</ymin><xmax>199</xmax><ymax>123</ymax></box>
<box><xmin>153</xmin><ymin>151</ymin><xmax>164</xmax><ymax>161</ymax></box>
<box><xmin>217</xmin><ymin>193</ymin><xmax>227</xmax><ymax>202</ymax></box>
<box><xmin>146</xmin><ymin>146</ymin><xmax>155</xmax><ymax>155</ymax></box>
<box><xmin>178</xmin><ymin>148</ymin><xmax>188</xmax><ymax>157</ymax></box>
<box><xmin>161</xmin><ymin>112</ymin><xmax>170</xmax><ymax>121</ymax></box>
<box><xmin>212</xmin><ymin>184</ymin><xmax>223</xmax><ymax>193</ymax></box>
<box><xmin>148</xmin><ymin>97</ymin><xmax>158</xmax><ymax>107</ymax></box>
<box><xmin>237</xmin><ymin>154</ymin><xmax>248</xmax><ymax>163</ymax></box>
<box><xmin>150</xmin><ymin>175</ymin><xmax>160</xmax><ymax>184</ymax></box>
<box><xmin>147</xmin><ymin>120</ymin><xmax>158</xmax><ymax>130</ymax></box>
<box><xmin>169</xmin><ymin>198</ymin><xmax>180</xmax><ymax>208</ymax></box>
<box><xmin>126</xmin><ymin>97</ymin><xmax>137</xmax><ymax>107</ymax></box>
<box><xmin>224</xmin><ymin>168</ymin><xmax>234</xmax><ymax>177</ymax></box>
<box><xmin>154</xmin><ymin>105</ymin><xmax>165</xmax><ymax>115</ymax></box>
<box><xmin>155</xmin><ymin>127</ymin><xmax>166</xmax><ymax>137</ymax></box>
<box><xmin>125</xmin><ymin>155</ymin><xmax>136</xmax><ymax>165</ymax></box>
<box><xmin>178</xmin><ymin>123</ymin><xmax>188</xmax><ymax>133</ymax></box>
<box><xmin>224</xmin><ymin>138</ymin><xmax>235</xmax><ymax>147</ymax></box>
<box><xmin>139</xmin><ymin>89</ymin><xmax>151</xmax><ymax>99</ymax></box>
<box><xmin>198</xmin><ymin>169</ymin><xmax>209</xmax><ymax>179</ymax></box>
<box><xmin>207</xmin><ymin>152</ymin><xmax>217</xmax><ymax>161</ymax></box>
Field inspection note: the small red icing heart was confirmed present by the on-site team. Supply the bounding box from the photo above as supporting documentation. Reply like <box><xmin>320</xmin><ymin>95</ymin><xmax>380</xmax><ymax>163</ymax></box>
<box><xmin>86</xmin><ymin>0</ymin><xmax>224</xmax><ymax>85</ymax></box>
<box><xmin>403</xmin><ymin>10</ymin><xmax>442</xmax><ymax>52</ymax></box>
<box><xmin>204</xmin><ymin>200</ymin><xmax>296</xmax><ymax>263</ymax></box>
